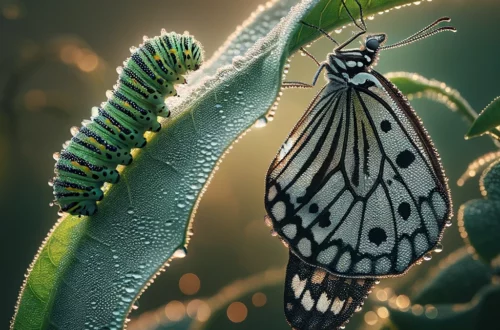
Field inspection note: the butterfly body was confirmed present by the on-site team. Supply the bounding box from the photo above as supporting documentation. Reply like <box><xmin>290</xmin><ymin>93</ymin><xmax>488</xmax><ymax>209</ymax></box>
<box><xmin>265</xmin><ymin>25</ymin><xmax>452</xmax><ymax>329</ymax></box>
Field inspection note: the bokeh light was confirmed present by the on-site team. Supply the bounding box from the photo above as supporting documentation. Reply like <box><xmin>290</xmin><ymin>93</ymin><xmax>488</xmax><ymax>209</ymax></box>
<box><xmin>425</xmin><ymin>305</ymin><xmax>438</xmax><ymax>319</ymax></box>
<box><xmin>364</xmin><ymin>311</ymin><xmax>378</xmax><ymax>325</ymax></box>
<box><xmin>179</xmin><ymin>273</ymin><xmax>201</xmax><ymax>295</ymax></box>
<box><xmin>251</xmin><ymin>292</ymin><xmax>267</xmax><ymax>307</ymax></box>
<box><xmin>164</xmin><ymin>300</ymin><xmax>185</xmax><ymax>321</ymax></box>
<box><xmin>377</xmin><ymin>306</ymin><xmax>390</xmax><ymax>319</ymax></box>
<box><xmin>227</xmin><ymin>302</ymin><xmax>248</xmax><ymax>323</ymax></box>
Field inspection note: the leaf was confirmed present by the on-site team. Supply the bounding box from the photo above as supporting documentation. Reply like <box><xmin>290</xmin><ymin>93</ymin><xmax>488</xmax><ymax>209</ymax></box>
<box><xmin>386</xmin><ymin>72</ymin><xmax>478</xmax><ymax>125</ymax></box>
<box><xmin>413</xmin><ymin>249</ymin><xmax>491</xmax><ymax>305</ymax></box>
<box><xmin>459</xmin><ymin>160</ymin><xmax>500</xmax><ymax>262</ymax></box>
<box><xmin>466</xmin><ymin>96</ymin><xmax>500</xmax><ymax>139</ymax></box>
<box><xmin>385</xmin><ymin>285</ymin><xmax>500</xmax><ymax>330</ymax></box>
<box><xmin>12</xmin><ymin>0</ymin><xmax>423</xmax><ymax>328</ymax></box>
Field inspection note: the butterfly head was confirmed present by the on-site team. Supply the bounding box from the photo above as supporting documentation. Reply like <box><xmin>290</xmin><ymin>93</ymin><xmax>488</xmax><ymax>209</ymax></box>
<box><xmin>362</xmin><ymin>34</ymin><xmax>386</xmax><ymax>68</ymax></box>
<box><xmin>365</xmin><ymin>34</ymin><xmax>386</xmax><ymax>51</ymax></box>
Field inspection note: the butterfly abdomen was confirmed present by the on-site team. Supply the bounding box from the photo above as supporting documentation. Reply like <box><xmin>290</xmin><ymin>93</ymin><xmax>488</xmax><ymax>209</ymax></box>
<box><xmin>51</xmin><ymin>31</ymin><xmax>203</xmax><ymax>216</ymax></box>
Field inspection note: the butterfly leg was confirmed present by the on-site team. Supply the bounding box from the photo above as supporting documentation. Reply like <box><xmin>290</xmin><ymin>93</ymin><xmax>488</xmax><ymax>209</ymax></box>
<box><xmin>283</xmin><ymin>62</ymin><xmax>328</xmax><ymax>89</ymax></box>
<box><xmin>299</xmin><ymin>47</ymin><xmax>321</xmax><ymax>66</ymax></box>
<box><xmin>282</xmin><ymin>81</ymin><xmax>314</xmax><ymax>89</ymax></box>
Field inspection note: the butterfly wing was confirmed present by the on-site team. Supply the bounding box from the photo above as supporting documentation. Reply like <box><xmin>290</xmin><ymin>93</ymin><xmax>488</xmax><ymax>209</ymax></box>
<box><xmin>284</xmin><ymin>250</ymin><xmax>376</xmax><ymax>330</ymax></box>
<box><xmin>265</xmin><ymin>72</ymin><xmax>451</xmax><ymax>278</ymax></box>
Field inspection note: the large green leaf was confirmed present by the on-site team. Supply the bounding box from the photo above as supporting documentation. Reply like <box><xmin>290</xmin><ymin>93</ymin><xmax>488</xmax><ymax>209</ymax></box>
<box><xmin>12</xmin><ymin>0</ymin><xmax>421</xmax><ymax>328</ymax></box>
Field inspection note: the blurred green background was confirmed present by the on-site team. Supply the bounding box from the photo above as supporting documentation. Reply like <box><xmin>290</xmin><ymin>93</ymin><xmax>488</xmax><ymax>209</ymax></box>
<box><xmin>1</xmin><ymin>0</ymin><xmax>499</xmax><ymax>329</ymax></box>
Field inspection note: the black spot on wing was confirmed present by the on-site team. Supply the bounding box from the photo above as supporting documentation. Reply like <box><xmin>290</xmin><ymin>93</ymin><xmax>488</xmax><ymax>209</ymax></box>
<box><xmin>380</xmin><ymin>119</ymin><xmax>391</xmax><ymax>132</ymax></box>
<box><xmin>317</xmin><ymin>211</ymin><xmax>332</xmax><ymax>228</ymax></box>
<box><xmin>396</xmin><ymin>150</ymin><xmax>415</xmax><ymax>168</ymax></box>
<box><xmin>368</xmin><ymin>227</ymin><xmax>387</xmax><ymax>246</ymax></box>
<box><xmin>398</xmin><ymin>202</ymin><xmax>411</xmax><ymax>220</ymax></box>
<box><xmin>309</xmin><ymin>203</ymin><xmax>319</xmax><ymax>214</ymax></box>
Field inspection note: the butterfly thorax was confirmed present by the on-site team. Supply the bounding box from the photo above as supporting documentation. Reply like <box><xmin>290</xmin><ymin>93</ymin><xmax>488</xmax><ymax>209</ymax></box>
<box><xmin>325</xmin><ymin>34</ymin><xmax>386</xmax><ymax>88</ymax></box>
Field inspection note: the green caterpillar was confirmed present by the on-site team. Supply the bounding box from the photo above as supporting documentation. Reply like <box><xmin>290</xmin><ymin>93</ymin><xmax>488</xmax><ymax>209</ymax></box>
<box><xmin>51</xmin><ymin>30</ymin><xmax>203</xmax><ymax>216</ymax></box>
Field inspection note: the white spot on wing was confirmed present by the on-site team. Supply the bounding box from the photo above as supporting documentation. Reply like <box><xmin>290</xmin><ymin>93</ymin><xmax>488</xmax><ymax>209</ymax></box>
<box><xmin>432</xmin><ymin>191</ymin><xmax>447</xmax><ymax>220</ymax></box>
<box><xmin>271</xmin><ymin>201</ymin><xmax>286</xmax><ymax>221</ymax></box>
<box><xmin>375</xmin><ymin>257</ymin><xmax>391</xmax><ymax>274</ymax></box>
<box><xmin>291</xmin><ymin>274</ymin><xmax>307</xmax><ymax>299</ymax></box>
<box><xmin>316</xmin><ymin>293</ymin><xmax>332</xmax><ymax>313</ymax></box>
<box><xmin>331</xmin><ymin>297</ymin><xmax>345</xmax><ymax>314</ymax></box>
<box><xmin>298</xmin><ymin>238</ymin><xmax>312</xmax><ymax>257</ymax></box>
<box><xmin>282</xmin><ymin>224</ymin><xmax>297</xmax><ymax>239</ymax></box>
<box><xmin>354</xmin><ymin>258</ymin><xmax>371</xmax><ymax>273</ymax></box>
<box><xmin>422</xmin><ymin>201</ymin><xmax>439</xmax><ymax>242</ymax></box>
<box><xmin>301</xmin><ymin>290</ymin><xmax>315</xmax><ymax>311</ymax></box>
<box><xmin>336</xmin><ymin>251</ymin><xmax>352</xmax><ymax>272</ymax></box>
<box><xmin>396</xmin><ymin>238</ymin><xmax>412</xmax><ymax>271</ymax></box>
<box><xmin>414</xmin><ymin>233</ymin><xmax>428</xmax><ymax>255</ymax></box>
<box><xmin>267</xmin><ymin>185</ymin><xmax>277</xmax><ymax>201</ymax></box>
<box><xmin>317</xmin><ymin>245</ymin><xmax>338</xmax><ymax>265</ymax></box>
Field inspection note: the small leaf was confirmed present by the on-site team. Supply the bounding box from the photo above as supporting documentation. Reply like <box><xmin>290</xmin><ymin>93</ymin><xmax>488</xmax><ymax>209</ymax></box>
<box><xmin>413</xmin><ymin>249</ymin><xmax>491</xmax><ymax>305</ymax></box>
<box><xmin>466</xmin><ymin>96</ymin><xmax>500</xmax><ymax>139</ymax></box>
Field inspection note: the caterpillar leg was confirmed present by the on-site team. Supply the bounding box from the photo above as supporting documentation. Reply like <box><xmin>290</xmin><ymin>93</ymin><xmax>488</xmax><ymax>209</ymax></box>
<box><xmin>61</xmin><ymin>200</ymin><xmax>98</xmax><ymax>216</ymax></box>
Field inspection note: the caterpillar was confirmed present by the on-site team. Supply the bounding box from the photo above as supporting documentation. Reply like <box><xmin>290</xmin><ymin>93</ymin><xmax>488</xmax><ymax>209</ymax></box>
<box><xmin>50</xmin><ymin>30</ymin><xmax>204</xmax><ymax>216</ymax></box>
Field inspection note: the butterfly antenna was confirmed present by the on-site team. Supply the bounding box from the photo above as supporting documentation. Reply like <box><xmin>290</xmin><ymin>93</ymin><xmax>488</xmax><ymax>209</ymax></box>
<box><xmin>381</xmin><ymin>17</ymin><xmax>456</xmax><ymax>50</ymax></box>
<box><xmin>300</xmin><ymin>20</ymin><xmax>339</xmax><ymax>46</ymax></box>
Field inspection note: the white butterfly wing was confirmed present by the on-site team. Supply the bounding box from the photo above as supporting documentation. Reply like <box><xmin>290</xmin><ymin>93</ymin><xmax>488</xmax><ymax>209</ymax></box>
<box><xmin>265</xmin><ymin>71</ymin><xmax>451</xmax><ymax>277</ymax></box>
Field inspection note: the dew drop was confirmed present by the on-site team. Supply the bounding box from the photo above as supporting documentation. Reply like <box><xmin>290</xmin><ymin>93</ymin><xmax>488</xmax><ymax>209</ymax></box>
<box><xmin>423</xmin><ymin>253</ymin><xmax>432</xmax><ymax>261</ymax></box>
<box><xmin>254</xmin><ymin>117</ymin><xmax>268</xmax><ymax>128</ymax></box>
<box><xmin>433</xmin><ymin>243</ymin><xmax>443</xmax><ymax>253</ymax></box>
<box><xmin>173</xmin><ymin>247</ymin><xmax>187</xmax><ymax>258</ymax></box>
<box><xmin>445</xmin><ymin>220</ymin><xmax>452</xmax><ymax>227</ymax></box>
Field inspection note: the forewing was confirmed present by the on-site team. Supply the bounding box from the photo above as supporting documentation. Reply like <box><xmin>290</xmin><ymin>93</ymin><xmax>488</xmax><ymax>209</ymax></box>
<box><xmin>265</xmin><ymin>74</ymin><xmax>450</xmax><ymax>277</ymax></box>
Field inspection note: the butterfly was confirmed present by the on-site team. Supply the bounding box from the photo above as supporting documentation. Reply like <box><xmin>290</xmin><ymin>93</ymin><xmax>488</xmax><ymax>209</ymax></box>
<box><xmin>264</xmin><ymin>1</ymin><xmax>454</xmax><ymax>329</ymax></box>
